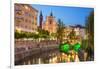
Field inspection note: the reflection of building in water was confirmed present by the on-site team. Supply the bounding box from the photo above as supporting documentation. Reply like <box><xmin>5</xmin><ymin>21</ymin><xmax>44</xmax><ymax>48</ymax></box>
<box><xmin>15</xmin><ymin>4</ymin><xmax>38</xmax><ymax>33</ymax></box>
<box><xmin>42</xmin><ymin>12</ymin><xmax>57</xmax><ymax>34</ymax></box>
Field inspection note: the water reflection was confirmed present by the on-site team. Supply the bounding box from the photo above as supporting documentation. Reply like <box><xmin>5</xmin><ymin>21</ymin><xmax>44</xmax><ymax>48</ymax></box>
<box><xmin>15</xmin><ymin>47</ymin><xmax>83</xmax><ymax>65</ymax></box>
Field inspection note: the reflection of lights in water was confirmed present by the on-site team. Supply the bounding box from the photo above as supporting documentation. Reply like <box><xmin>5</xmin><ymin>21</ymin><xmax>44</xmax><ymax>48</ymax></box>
<box><xmin>52</xmin><ymin>58</ymin><xmax>55</xmax><ymax>63</ymax></box>
<box><xmin>54</xmin><ymin>56</ymin><xmax>57</xmax><ymax>63</ymax></box>
<box><xmin>61</xmin><ymin>53</ymin><xmax>68</xmax><ymax>62</ymax></box>
<box><xmin>23</xmin><ymin>61</ymin><xmax>25</xmax><ymax>65</ymax></box>
<box><xmin>28</xmin><ymin>60</ymin><xmax>31</xmax><ymax>64</ymax></box>
<box><xmin>21</xmin><ymin>51</ymin><xmax>80</xmax><ymax>65</ymax></box>
<box><xmin>49</xmin><ymin>58</ymin><xmax>52</xmax><ymax>63</ymax></box>
<box><xmin>62</xmin><ymin>53</ymin><xmax>65</xmax><ymax>56</ymax></box>
<box><xmin>67</xmin><ymin>55</ymin><xmax>71</xmax><ymax>62</ymax></box>
<box><xmin>75</xmin><ymin>54</ymin><xmax>79</xmax><ymax>62</ymax></box>
<box><xmin>49</xmin><ymin>56</ymin><xmax>58</xmax><ymax>63</ymax></box>
<box><xmin>38</xmin><ymin>58</ymin><xmax>41</xmax><ymax>64</ymax></box>
<box><xmin>72</xmin><ymin>55</ymin><xmax>75</xmax><ymax>60</ymax></box>
<box><xmin>33</xmin><ymin>59</ymin><xmax>35</xmax><ymax>64</ymax></box>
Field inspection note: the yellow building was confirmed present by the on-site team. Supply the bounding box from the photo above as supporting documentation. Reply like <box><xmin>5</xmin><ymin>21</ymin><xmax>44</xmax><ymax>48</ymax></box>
<box><xmin>15</xmin><ymin>4</ymin><xmax>38</xmax><ymax>33</ymax></box>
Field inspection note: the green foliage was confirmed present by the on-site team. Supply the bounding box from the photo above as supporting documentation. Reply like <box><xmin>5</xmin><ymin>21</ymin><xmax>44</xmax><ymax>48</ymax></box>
<box><xmin>33</xmin><ymin>34</ymin><xmax>39</xmax><ymax>39</ymax></box>
<box><xmin>85</xmin><ymin>10</ymin><xmax>94</xmax><ymax>60</ymax></box>
<box><xmin>68</xmin><ymin>29</ymin><xmax>76</xmax><ymax>40</ymax></box>
<box><xmin>50</xmin><ymin>33</ymin><xmax>57</xmax><ymax>38</ymax></box>
<box><xmin>57</xmin><ymin>19</ymin><xmax>65</xmax><ymax>43</ymax></box>
<box><xmin>15</xmin><ymin>28</ymin><xmax>50</xmax><ymax>39</ymax></box>
<box><xmin>86</xmin><ymin>11</ymin><xmax>94</xmax><ymax>35</ymax></box>
<box><xmin>38</xmin><ymin>28</ymin><xmax>50</xmax><ymax>39</ymax></box>
<box><xmin>15</xmin><ymin>30</ymin><xmax>37</xmax><ymax>39</ymax></box>
<box><xmin>85</xmin><ymin>11</ymin><xmax>94</xmax><ymax>50</ymax></box>
<box><xmin>15</xmin><ymin>30</ymin><xmax>20</xmax><ymax>39</ymax></box>
<box><xmin>81</xmin><ymin>39</ymin><xmax>88</xmax><ymax>51</ymax></box>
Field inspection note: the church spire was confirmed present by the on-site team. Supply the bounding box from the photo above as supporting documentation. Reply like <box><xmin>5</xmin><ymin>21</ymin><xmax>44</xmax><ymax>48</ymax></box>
<box><xmin>40</xmin><ymin>11</ymin><xmax>43</xmax><ymax>16</ymax></box>
<box><xmin>39</xmin><ymin>11</ymin><xmax>43</xmax><ymax>29</ymax></box>
<box><xmin>50</xmin><ymin>11</ymin><xmax>53</xmax><ymax>16</ymax></box>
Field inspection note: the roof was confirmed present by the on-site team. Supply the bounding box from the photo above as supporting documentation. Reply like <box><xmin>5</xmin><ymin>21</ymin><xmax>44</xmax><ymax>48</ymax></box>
<box><xmin>15</xmin><ymin>3</ymin><xmax>38</xmax><ymax>12</ymax></box>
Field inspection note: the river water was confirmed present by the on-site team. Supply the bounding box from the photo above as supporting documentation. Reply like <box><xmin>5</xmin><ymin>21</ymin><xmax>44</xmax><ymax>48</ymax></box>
<box><xmin>15</xmin><ymin>48</ymin><xmax>80</xmax><ymax>65</ymax></box>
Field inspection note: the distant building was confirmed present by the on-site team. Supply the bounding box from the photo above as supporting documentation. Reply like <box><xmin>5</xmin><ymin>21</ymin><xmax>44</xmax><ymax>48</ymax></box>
<box><xmin>63</xmin><ymin>25</ymin><xmax>85</xmax><ymax>40</ymax></box>
<box><xmin>72</xmin><ymin>25</ymin><xmax>86</xmax><ymax>39</ymax></box>
<box><xmin>74</xmin><ymin>25</ymin><xmax>85</xmax><ymax>39</ymax></box>
<box><xmin>15</xmin><ymin>4</ymin><xmax>38</xmax><ymax>33</ymax></box>
<box><xmin>42</xmin><ymin>12</ymin><xmax>57</xmax><ymax>34</ymax></box>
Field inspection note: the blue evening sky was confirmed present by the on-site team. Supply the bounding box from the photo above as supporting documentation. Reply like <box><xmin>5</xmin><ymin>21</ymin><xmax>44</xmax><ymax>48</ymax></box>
<box><xmin>31</xmin><ymin>4</ymin><xmax>93</xmax><ymax>26</ymax></box>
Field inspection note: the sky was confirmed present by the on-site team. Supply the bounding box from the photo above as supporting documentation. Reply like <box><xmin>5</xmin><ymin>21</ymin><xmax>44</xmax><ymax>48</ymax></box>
<box><xmin>31</xmin><ymin>4</ymin><xmax>94</xmax><ymax>26</ymax></box>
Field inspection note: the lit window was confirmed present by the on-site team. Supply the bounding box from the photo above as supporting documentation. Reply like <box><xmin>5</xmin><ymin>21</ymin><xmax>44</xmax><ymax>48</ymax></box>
<box><xmin>24</xmin><ymin>5</ymin><xmax>28</xmax><ymax>10</ymax></box>
<box><xmin>25</xmin><ymin>12</ymin><xmax>29</xmax><ymax>16</ymax></box>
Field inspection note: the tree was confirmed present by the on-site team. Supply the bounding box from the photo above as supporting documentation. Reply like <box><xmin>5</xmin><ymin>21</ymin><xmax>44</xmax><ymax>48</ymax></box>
<box><xmin>85</xmin><ymin>10</ymin><xmax>94</xmax><ymax>61</ymax></box>
<box><xmin>33</xmin><ymin>33</ymin><xmax>39</xmax><ymax>39</ymax></box>
<box><xmin>57</xmin><ymin>19</ymin><xmax>65</xmax><ymax>43</ymax></box>
<box><xmin>15</xmin><ymin>30</ymin><xmax>20</xmax><ymax>39</ymax></box>
<box><xmin>50</xmin><ymin>33</ymin><xmax>57</xmax><ymax>39</ymax></box>
<box><xmin>15</xmin><ymin>30</ymin><xmax>27</xmax><ymax>39</ymax></box>
<box><xmin>68</xmin><ymin>28</ymin><xmax>76</xmax><ymax>40</ymax></box>
<box><xmin>38</xmin><ymin>28</ymin><xmax>50</xmax><ymax>39</ymax></box>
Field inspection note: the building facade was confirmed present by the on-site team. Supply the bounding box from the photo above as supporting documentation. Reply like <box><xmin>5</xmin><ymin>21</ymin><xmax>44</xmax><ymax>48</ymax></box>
<box><xmin>73</xmin><ymin>25</ymin><xmax>86</xmax><ymax>39</ymax></box>
<box><xmin>42</xmin><ymin>12</ymin><xmax>57</xmax><ymax>34</ymax></box>
<box><xmin>63</xmin><ymin>25</ymin><xmax>86</xmax><ymax>41</ymax></box>
<box><xmin>15</xmin><ymin>4</ymin><xmax>38</xmax><ymax>33</ymax></box>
